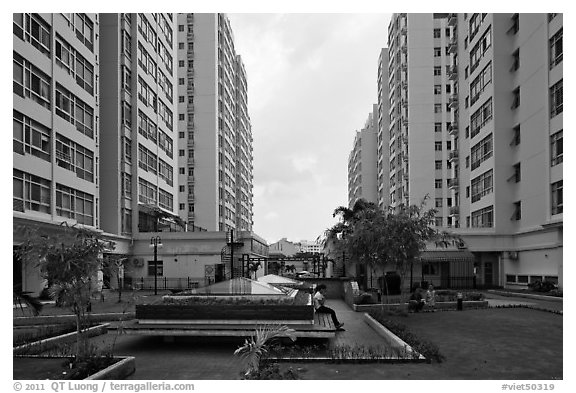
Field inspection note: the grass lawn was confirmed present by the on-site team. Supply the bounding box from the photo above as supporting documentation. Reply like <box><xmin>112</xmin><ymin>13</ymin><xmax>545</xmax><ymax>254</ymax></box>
<box><xmin>280</xmin><ymin>308</ymin><xmax>563</xmax><ymax>380</ymax></box>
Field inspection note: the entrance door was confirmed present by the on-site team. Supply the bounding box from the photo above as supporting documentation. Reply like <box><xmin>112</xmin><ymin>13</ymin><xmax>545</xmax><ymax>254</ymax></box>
<box><xmin>484</xmin><ymin>262</ymin><xmax>493</xmax><ymax>287</ymax></box>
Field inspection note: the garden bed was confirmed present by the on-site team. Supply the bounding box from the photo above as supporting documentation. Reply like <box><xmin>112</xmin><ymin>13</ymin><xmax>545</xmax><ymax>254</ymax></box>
<box><xmin>14</xmin><ymin>324</ymin><xmax>110</xmax><ymax>355</ymax></box>
<box><xmin>137</xmin><ymin>289</ymin><xmax>313</xmax><ymax>324</ymax></box>
<box><xmin>13</xmin><ymin>355</ymin><xmax>135</xmax><ymax>380</ymax></box>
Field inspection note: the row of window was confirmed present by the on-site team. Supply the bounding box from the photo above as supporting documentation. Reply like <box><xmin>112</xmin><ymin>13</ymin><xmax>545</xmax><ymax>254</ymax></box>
<box><xmin>55</xmin><ymin>35</ymin><xmax>95</xmax><ymax>95</ymax></box>
<box><xmin>13</xmin><ymin>169</ymin><xmax>94</xmax><ymax>225</ymax></box>
<box><xmin>55</xmin><ymin>134</ymin><xmax>94</xmax><ymax>182</ymax></box>
<box><xmin>137</xmin><ymin>177</ymin><xmax>173</xmax><ymax>211</ymax></box>
<box><xmin>470</xmin><ymin>62</ymin><xmax>491</xmax><ymax>106</ymax></box>
<box><xmin>55</xmin><ymin>83</ymin><xmax>95</xmax><ymax>139</ymax></box>
<box><xmin>470</xmin><ymin>97</ymin><xmax>493</xmax><ymax>138</ymax></box>
<box><xmin>13</xmin><ymin>14</ymin><xmax>51</xmax><ymax>56</ymax></box>
<box><xmin>13</xmin><ymin>111</ymin><xmax>51</xmax><ymax>162</ymax></box>
<box><xmin>471</xmin><ymin>169</ymin><xmax>493</xmax><ymax>203</ymax></box>
<box><xmin>506</xmin><ymin>275</ymin><xmax>558</xmax><ymax>285</ymax></box>
<box><xmin>61</xmin><ymin>13</ymin><xmax>95</xmax><ymax>52</ymax></box>
<box><xmin>13</xmin><ymin>52</ymin><xmax>51</xmax><ymax>109</ymax></box>
<box><xmin>470</xmin><ymin>26</ymin><xmax>492</xmax><ymax>73</ymax></box>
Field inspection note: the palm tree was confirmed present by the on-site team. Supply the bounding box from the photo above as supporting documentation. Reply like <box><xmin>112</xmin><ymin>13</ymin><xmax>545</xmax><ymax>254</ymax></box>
<box><xmin>234</xmin><ymin>324</ymin><xmax>296</xmax><ymax>376</ymax></box>
<box><xmin>13</xmin><ymin>286</ymin><xmax>43</xmax><ymax>316</ymax></box>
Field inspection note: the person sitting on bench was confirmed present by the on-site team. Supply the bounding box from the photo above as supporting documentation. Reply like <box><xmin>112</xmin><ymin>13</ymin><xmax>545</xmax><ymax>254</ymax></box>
<box><xmin>408</xmin><ymin>283</ymin><xmax>426</xmax><ymax>312</ymax></box>
<box><xmin>313</xmin><ymin>284</ymin><xmax>344</xmax><ymax>330</ymax></box>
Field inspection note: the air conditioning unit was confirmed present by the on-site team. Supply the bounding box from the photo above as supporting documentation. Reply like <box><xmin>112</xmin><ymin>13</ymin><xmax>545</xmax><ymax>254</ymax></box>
<box><xmin>508</xmin><ymin>251</ymin><xmax>518</xmax><ymax>260</ymax></box>
<box><xmin>132</xmin><ymin>258</ymin><xmax>144</xmax><ymax>267</ymax></box>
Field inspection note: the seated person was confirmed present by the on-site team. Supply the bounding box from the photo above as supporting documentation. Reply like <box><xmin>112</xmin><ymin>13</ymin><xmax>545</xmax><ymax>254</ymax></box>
<box><xmin>408</xmin><ymin>284</ymin><xmax>426</xmax><ymax>312</ymax></box>
<box><xmin>313</xmin><ymin>284</ymin><xmax>344</xmax><ymax>330</ymax></box>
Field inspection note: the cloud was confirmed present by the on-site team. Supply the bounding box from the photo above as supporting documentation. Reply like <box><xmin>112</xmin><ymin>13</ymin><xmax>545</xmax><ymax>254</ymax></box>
<box><xmin>228</xmin><ymin>13</ymin><xmax>391</xmax><ymax>242</ymax></box>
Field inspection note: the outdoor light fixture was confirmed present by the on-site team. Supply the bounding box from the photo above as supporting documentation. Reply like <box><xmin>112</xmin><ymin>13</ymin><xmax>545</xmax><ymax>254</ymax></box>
<box><xmin>149</xmin><ymin>236</ymin><xmax>163</xmax><ymax>295</ymax></box>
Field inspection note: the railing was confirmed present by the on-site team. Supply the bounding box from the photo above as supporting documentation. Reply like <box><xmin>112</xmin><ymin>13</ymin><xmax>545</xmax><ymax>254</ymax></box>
<box><xmin>128</xmin><ymin>276</ymin><xmax>211</xmax><ymax>291</ymax></box>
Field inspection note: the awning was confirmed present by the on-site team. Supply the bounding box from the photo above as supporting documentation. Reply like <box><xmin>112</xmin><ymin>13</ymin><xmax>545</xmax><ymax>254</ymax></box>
<box><xmin>419</xmin><ymin>249</ymin><xmax>475</xmax><ymax>262</ymax></box>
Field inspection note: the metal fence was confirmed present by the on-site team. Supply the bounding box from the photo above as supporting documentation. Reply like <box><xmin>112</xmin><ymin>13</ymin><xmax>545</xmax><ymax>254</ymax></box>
<box><xmin>438</xmin><ymin>276</ymin><xmax>498</xmax><ymax>290</ymax></box>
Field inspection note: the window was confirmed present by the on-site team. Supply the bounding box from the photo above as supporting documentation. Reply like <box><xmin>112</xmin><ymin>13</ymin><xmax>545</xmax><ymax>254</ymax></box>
<box><xmin>435</xmin><ymin>123</ymin><xmax>442</xmax><ymax>132</ymax></box>
<box><xmin>434</xmin><ymin>217</ymin><xmax>443</xmax><ymax>227</ymax></box>
<box><xmin>13</xmin><ymin>52</ymin><xmax>51</xmax><ymax>109</ymax></box>
<box><xmin>122</xmin><ymin>101</ymin><xmax>132</xmax><ymax>128</ymax></box>
<box><xmin>158</xmin><ymin>188</ymin><xmax>173</xmax><ymax>211</ymax></box>
<box><xmin>55</xmin><ymin>84</ymin><xmax>94</xmax><ymax>138</ymax></box>
<box><xmin>124</xmin><ymin>137</ymin><xmax>132</xmax><ymax>163</ymax></box>
<box><xmin>434</xmin><ymin>47</ymin><xmax>441</xmax><ymax>57</ymax></box>
<box><xmin>471</xmin><ymin>205</ymin><xmax>494</xmax><ymax>228</ymax></box>
<box><xmin>550</xmin><ymin>80</ymin><xmax>563</xmax><ymax>117</ymax></box>
<box><xmin>435</xmin><ymin>142</ymin><xmax>442</xmax><ymax>151</ymax></box>
<box><xmin>13</xmin><ymin>110</ymin><xmax>51</xmax><ymax>161</ymax></box>
<box><xmin>508</xmin><ymin>163</ymin><xmax>521</xmax><ymax>183</ymax></box>
<box><xmin>435</xmin><ymin>160</ymin><xmax>442</xmax><ymax>170</ymax></box>
<box><xmin>551</xmin><ymin>130</ymin><xmax>563</xmax><ymax>166</ymax></box>
<box><xmin>511</xmin><ymin>87</ymin><xmax>520</xmax><ymax>109</ymax></box>
<box><xmin>179</xmin><ymin>185</ymin><xmax>185</xmax><ymax>192</ymax></box>
<box><xmin>178</xmin><ymin>24</ymin><xmax>184</xmax><ymax>32</ymax></box>
<box><xmin>179</xmin><ymin>167</ymin><xmax>185</xmax><ymax>175</ymax></box>
<box><xmin>508</xmin><ymin>13</ymin><xmax>519</xmax><ymax>35</ymax></box>
<box><xmin>471</xmin><ymin>169</ymin><xmax>493</xmax><ymax>202</ymax></box>
<box><xmin>549</xmin><ymin>29</ymin><xmax>562</xmax><ymax>68</ymax></box>
<box><xmin>446</xmin><ymin>141</ymin><xmax>452</xmax><ymax>150</ymax></box>
<box><xmin>465</xmin><ymin>156</ymin><xmax>470</xmax><ymax>168</ymax></box>
<box><xmin>179</xmin><ymin>60</ymin><xmax>184</xmax><ymax>67</ymax></box>
<box><xmin>179</xmin><ymin>96</ymin><xmax>185</xmax><ymax>103</ymax></box>
<box><xmin>433</xmin><ymin>28</ymin><xmax>441</xmax><ymax>38</ymax></box>
<box><xmin>71</xmin><ymin>14</ymin><xmax>94</xmax><ymax>51</ymax></box>
<box><xmin>13</xmin><ymin>14</ymin><xmax>51</xmax><ymax>56</ymax></box>
<box><xmin>138</xmin><ymin>144</ymin><xmax>158</xmax><ymax>174</ymax></box>
<box><xmin>471</xmin><ymin>133</ymin><xmax>493</xmax><ymax>170</ymax></box>
<box><xmin>506</xmin><ymin>275</ymin><xmax>516</xmax><ymax>283</ymax></box>
<box><xmin>158</xmin><ymin>159</ymin><xmax>173</xmax><ymax>186</ymax></box>
<box><xmin>55</xmin><ymin>134</ymin><xmax>94</xmax><ymax>182</ymax></box>
<box><xmin>510</xmin><ymin>49</ymin><xmax>519</xmax><ymax>72</ymax></box>
<box><xmin>470</xmin><ymin>62</ymin><xmax>492</xmax><ymax>106</ymax></box>
<box><xmin>469</xmin><ymin>13</ymin><xmax>482</xmax><ymax>40</ymax></box>
<box><xmin>147</xmin><ymin>260</ymin><xmax>163</xmax><ymax>277</ymax></box>
<box><xmin>435</xmin><ymin>179</ymin><xmax>442</xmax><ymax>189</ymax></box>
<box><xmin>434</xmin><ymin>66</ymin><xmax>441</xmax><ymax>76</ymax></box>
<box><xmin>56</xmin><ymin>184</ymin><xmax>94</xmax><ymax>225</ymax></box>
<box><xmin>470</xmin><ymin>26</ymin><xmax>492</xmax><ymax>72</ymax></box>
<box><xmin>138</xmin><ymin>110</ymin><xmax>158</xmax><ymax>143</ymax></box>
<box><xmin>551</xmin><ymin>181</ymin><xmax>562</xmax><ymax>215</ymax></box>
<box><xmin>434</xmin><ymin>104</ymin><xmax>442</xmax><ymax>113</ymax></box>
<box><xmin>123</xmin><ymin>173</ymin><xmax>132</xmax><ymax>199</ymax></box>
<box><xmin>470</xmin><ymin>97</ymin><xmax>493</xmax><ymax>138</ymax></box>
<box><xmin>512</xmin><ymin>201</ymin><xmax>521</xmax><ymax>221</ymax></box>
<box><xmin>435</xmin><ymin>198</ymin><xmax>443</xmax><ymax>208</ymax></box>
<box><xmin>13</xmin><ymin>169</ymin><xmax>51</xmax><ymax>214</ymax></box>
<box><xmin>179</xmin><ymin>203</ymin><xmax>185</xmax><ymax>210</ymax></box>
<box><xmin>511</xmin><ymin>125</ymin><xmax>521</xmax><ymax>146</ymax></box>
<box><xmin>138</xmin><ymin>177</ymin><xmax>157</xmax><ymax>205</ymax></box>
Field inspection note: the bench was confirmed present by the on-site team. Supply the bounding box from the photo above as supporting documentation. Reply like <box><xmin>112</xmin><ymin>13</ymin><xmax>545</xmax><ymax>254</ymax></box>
<box><xmin>111</xmin><ymin>312</ymin><xmax>337</xmax><ymax>339</ymax></box>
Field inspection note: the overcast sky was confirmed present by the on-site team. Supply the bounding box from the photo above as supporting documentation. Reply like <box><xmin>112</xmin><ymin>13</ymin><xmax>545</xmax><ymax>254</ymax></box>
<box><xmin>227</xmin><ymin>13</ymin><xmax>391</xmax><ymax>244</ymax></box>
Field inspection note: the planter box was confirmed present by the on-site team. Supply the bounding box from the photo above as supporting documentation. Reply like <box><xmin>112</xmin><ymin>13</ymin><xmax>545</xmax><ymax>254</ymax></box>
<box><xmin>13</xmin><ymin>313</ymin><xmax>135</xmax><ymax>326</ymax></box>
<box><xmin>13</xmin><ymin>324</ymin><xmax>110</xmax><ymax>355</ymax></box>
<box><xmin>136</xmin><ymin>304</ymin><xmax>314</xmax><ymax>324</ymax></box>
<box><xmin>13</xmin><ymin>355</ymin><xmax>135</xmax><ymax>380</ymax></box>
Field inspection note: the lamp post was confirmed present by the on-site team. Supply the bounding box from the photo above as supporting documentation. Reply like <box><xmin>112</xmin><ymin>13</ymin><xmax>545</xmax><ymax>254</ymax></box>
<box><xmin>149</xmin><ymin>236</ymin><xmax>162</xmax><ymax>295</ymax></box>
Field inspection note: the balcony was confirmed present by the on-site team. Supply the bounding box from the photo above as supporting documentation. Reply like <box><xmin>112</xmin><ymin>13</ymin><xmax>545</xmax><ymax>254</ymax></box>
<box><xmin>448</xmin><ymin>65</ymin><xmax>458</xmax><ymax>80</ymax></box>
<box><xmin>449</xmin><ymin>206</ymin><xmax>460</xmax><ymax>216</ymax></box>
<box><xmin>448</xmin><ymin>121</ymin><xmax>459</xmax><ymax>136</ymax></box>
<box><xmin>449</xmin><ymin>93</ymin><xmax>459</xmax><ymax>108</ymax></box>
<box><xmin>448</xmin><ymin>40</ymin><xmax>458</xmax><ymax>54</ymax></box>
<box><xmin>449</xmin><ymin>150</ymin><xmax>459</xmax><ymax>161</ymax></box>
<box><xmin>448</xmin><ymin>13</ymin><xmax>458</xmax><ymax>26</ymax></box>
<box><xmin>448</xmin><ymin>178</ymin><xmax>459</xmax><ymax>189</ymax></box>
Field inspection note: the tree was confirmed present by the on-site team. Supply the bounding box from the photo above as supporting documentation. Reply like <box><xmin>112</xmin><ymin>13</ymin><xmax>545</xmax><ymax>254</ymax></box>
<box><xmin>102</xmin><ymin>257</ymin><xmax>135</xmax><ymax>303</ymax></box>
<box><xmin>16</xmin><ymin>223</ymin><xmax>115</xmax><ymax>358</ymax></box>
<box><xmin>325</xmin><ymin>197</ymin><xmax>460</xmax><ymax>298</ymax></box>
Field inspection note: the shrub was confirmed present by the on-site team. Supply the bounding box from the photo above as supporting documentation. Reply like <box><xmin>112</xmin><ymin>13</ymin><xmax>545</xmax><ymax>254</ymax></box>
<box><xmin>528</xmin><ymin>280</ymin><xmax>557</xmax><ymax>293</ymax></box>
<box><xmin>242</xmin><ymin>362</ymin><xmax>300</xmax><ymax>380</ymax></box>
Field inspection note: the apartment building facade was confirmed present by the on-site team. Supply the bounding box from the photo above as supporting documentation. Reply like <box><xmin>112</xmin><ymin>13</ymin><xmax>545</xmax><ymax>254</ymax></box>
<box><xmin>347</xmin><ymin>104</ymin><xmax>379</xmax><ymax>208</ymax></box>
<box><xmin>13</xmin><ymin>13</ymin><xmax>260</xmax><ymax>295</ymax></box>
<box><xmin>13</xmin><ymin>13</ymin><xmax>107</xmax><ymax>292</ymax></box>
<box><xmin>99</xmin><ymin>13</ymin><xmax>179</xmax><ymax>237</ymax></box>
<box><xmin>176</xmin><ymin>13</ymin><xmax>253</xmax><ymax>233</ymax></box>
<box><xmin>376</xmin><ymin>13</ymin><xmax>563</xmax><ymax>289</ymax></box>
<box><xmin>376</xmin><ymin>48</ymin><xmax>391</xmax><ymax>210</ymax></box>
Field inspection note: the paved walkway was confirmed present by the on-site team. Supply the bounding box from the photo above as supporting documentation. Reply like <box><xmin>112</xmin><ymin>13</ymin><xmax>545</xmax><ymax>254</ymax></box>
<box><xmin>324</xmin><ymin>299</ymin><xmax>385</xmax><ymax>348</ymax></box>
